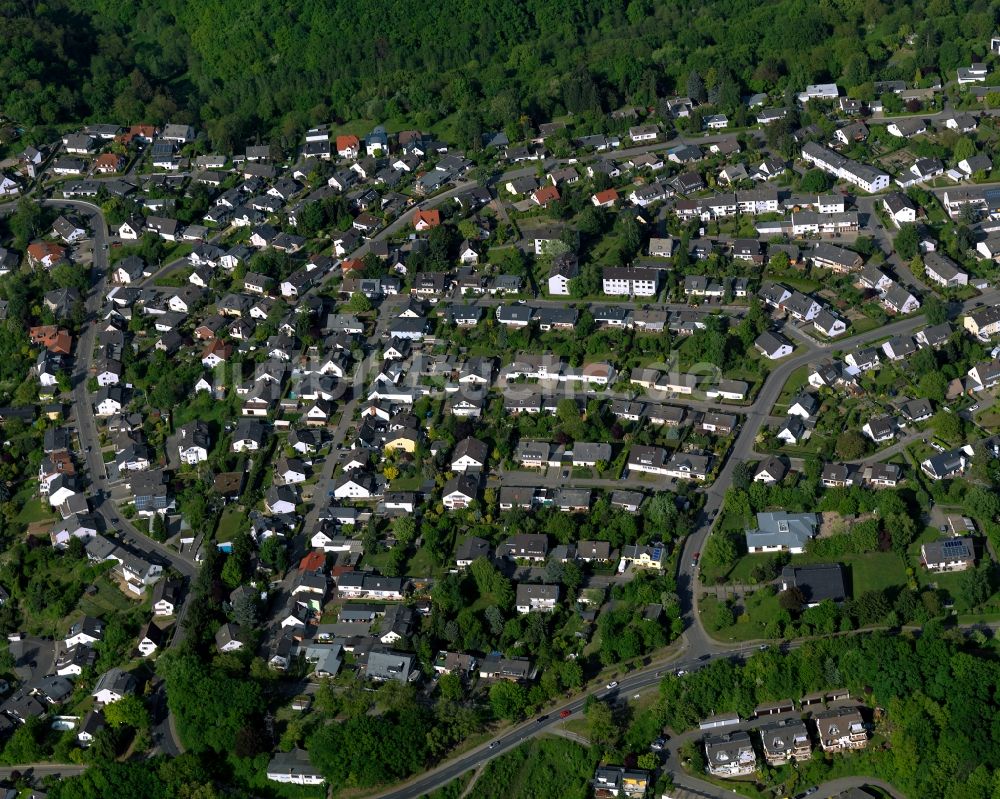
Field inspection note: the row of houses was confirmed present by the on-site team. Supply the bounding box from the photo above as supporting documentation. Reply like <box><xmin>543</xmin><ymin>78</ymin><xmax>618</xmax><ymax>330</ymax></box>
<box><xmin>705</xmin><ymin>706</ymin><xmax>867</xmax><ymax>778</ymax></box>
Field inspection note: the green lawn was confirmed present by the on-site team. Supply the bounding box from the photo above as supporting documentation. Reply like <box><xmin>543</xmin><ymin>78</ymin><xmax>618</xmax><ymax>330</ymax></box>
<box><xmin>15</xmin><ymin>496</ymin><xmax>56</xmax><ymax>526</ymax></box>
<box><xmin>215</xmin><ymin>506</ymin><xmax>247</xmax><ymax>544</ymax></box>
<box><xmin>701</xmin><ymin>589</ymin><xmax>785</xmax><ymax>642</ymax></box>
<box><xmin>774</xmin><ymin>365</ymin><xmax>811</xmax><ymax>410</ymax></box>
<box><xmin>844</xmin><ymin>552</ymin><xmax>908</xmax><ymax>594</ymax></box>
<box><xmin>389</xmin><ymin>476</ymin><xmax>424</xmax><ymax>491</ymax></box>
<box><xmin>75</xmin><ymin>573</ymin><xmax>144</xmax><ymax>621</ymax></box>
<box><xmin>848</xmin><ymin>316</ymin><xmax>884</xmax><ymax>335</ymax></box>
<box><xmin>405</xmin><ymin>545</ymin><xmax>440</xmax><ymax>577</ymax></box>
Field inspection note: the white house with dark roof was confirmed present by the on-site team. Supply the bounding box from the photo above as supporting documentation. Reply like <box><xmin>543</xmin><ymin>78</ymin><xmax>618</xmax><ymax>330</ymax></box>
<box><xmin>745</xmin><ymin>511</ymin><xmax>818</xmax><ymax>554</ymax></box>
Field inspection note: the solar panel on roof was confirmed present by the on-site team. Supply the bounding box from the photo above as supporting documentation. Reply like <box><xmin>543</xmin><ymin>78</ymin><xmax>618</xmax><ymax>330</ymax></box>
<box><xmin>942</xmin><ymin>540</ymin><xmax>968</xmax><ymax>555</ymax></box>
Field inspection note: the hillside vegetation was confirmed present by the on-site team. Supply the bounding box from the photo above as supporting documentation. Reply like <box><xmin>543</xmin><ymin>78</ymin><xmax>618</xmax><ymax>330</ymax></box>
<box><xmin>2</xmin><ymin>0</ymin><xmax>997</xmax><ymax>147</ymax></box>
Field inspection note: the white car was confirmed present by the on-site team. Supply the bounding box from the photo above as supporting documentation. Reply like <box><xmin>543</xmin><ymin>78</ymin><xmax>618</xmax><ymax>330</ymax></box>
<box><xmin>606</xmin><ymin>681</ymin><xmax>618</xmax><ymax>690</ymax></box>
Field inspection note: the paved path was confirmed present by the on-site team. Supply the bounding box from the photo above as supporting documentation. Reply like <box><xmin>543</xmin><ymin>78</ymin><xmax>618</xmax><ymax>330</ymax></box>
<box><xmin>0</xmin><ymin>764</ymin><xmax>87</xmax><ymax>780</ymax></box>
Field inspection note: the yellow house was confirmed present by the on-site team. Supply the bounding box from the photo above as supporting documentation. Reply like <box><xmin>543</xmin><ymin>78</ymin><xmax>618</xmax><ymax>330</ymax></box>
<box><xmin>383</xmin><ymin>430</ymin><xmax>419</xmax><ymax>454</ymax></box>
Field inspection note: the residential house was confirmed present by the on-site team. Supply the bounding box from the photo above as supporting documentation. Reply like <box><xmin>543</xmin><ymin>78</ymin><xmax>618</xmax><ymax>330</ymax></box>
<box><xmin>780</xmin><ymin>564</ymin><xmax>848</xmax><ymax>607</ymax></box>
<box><xmin>515</xmin><ymin>583</ymin><xmax>560</xmax><ymax>613</ymax></box>
<box><xmin>92</xmin><ymin>667</ymin><xmax>136</xmax><ymax>705</ymax></box>
<box><xmin>814</xmin><ymin>707</ymin><xmax>868</xmax><ymax>752</ymax></box>
<box><xmin>746</xmin><ymin>511</ymin><xmax>819</xmax><ymax>554</ymax></box>
<box><xmin>921</xmin><ymin>537</ymin><xmax>975</xmax><ymax>572</ymax></box>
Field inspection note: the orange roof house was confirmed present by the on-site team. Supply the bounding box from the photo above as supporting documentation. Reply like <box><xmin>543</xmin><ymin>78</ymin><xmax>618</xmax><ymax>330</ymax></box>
<box><xmin>29</xmin><ymin>325</ymin><xmax>73</xmax><ymax>355</ymax></box>
<box><xmin>341</xmin><ymin>258</ymin><xmax>364</xmax><ymax>273</ymax></box>
<box><xmin>591</xmin><ymin>189</ymin><xmax>620</xmax><ymax>208</ymax></box>
<box><xmin>299</xmin><ymin>551</ymin><xmax>326</xmax><ymax>572</ymax></box>
<box><xmin>531</xmin><ymin>185</ymin><xmax>560</xmax><ymax>206</ymax></box>
<box><xmin>413</xmin><ymin>209</ymin><xmax>441</xmax><ymax>231</ymax></box>
<box><xmin>26</xmin><ymin>241</ymin><xmax>66</xmax><ymax>268</ymax></box>
<box><xmin>201</xmin><ymin>338</ymin><xmax>232</xmax><ymax>365</ymax></box>
<box><xmin>118</xmin><ymin>124</ymin><xmax>158</xmax><ymax>144</ymax></box>
<box><xmin>50</xmin><ymin>450</ymin><xmax>76</xmax><ymax>476</ymax></box>
<box><xmin>94</xmin><ymin>153</ymin><xmax>125</xmax><ymax>173</ymax></box>
<box><xmin>336</xmin><ymin>135</ymin><xmax>360</xmax><ymax>157</ymax></box>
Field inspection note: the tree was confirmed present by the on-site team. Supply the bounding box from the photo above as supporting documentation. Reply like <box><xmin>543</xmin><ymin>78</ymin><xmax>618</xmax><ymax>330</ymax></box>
<box><xmin>103</xmin><ymin>694</ymin><xmax>150</xmax><ymax>731</ymax></box>
<box><xmin>391</xmin><ymin>516</ymin><xmax>417</xmax><ymax>546</ymax></box>
<box><xmin>345</xmin><ymin>293</ymin><xmax>372</xmax><ymax>313</ymax></box>
<box><xmin>852</xmin><ymin>589</ymin><xmax>891</xmax><ymax>625</ymax></box>
<box><xmin>636</xmin><ymin>752</ymin><xmax>659</xmax><ymax>771</ymax></box>
<box><xmin>296</xmin><ymin>201</ymin><xmax>325</xmax><ymax>236</ymax></box>
<box><xmin>645</xmin><ymin>493</ymin><xmax>677</xmax><ymax>533</ymax></box>
<box><xmin>438</xmin><ymin>672</ymin><xmax>463</xmax><ymax>702</ymax></box>
<box><xmin>702</xmin><ymin>529</ymin><xmax>737</xmax><ymax>570</ymax></box>
<box><xmin>489</xmin><ymin>680</ymin><xmax>528</xmax><ymax>721</ymax></box>
<box><xmin>800</xmin><ymin>169</ymin><xmax>831</xmax><ymax>192</ymax></box>
<box><xmin>158</xmin><ymin>652</ymin><xmax>263</xmax><ymax>754</ymax></box>
<box><xmin>953</xmin><ymin>136</ymin><xmax>976</xmax><ymax>165</ymax></box>
<box><xmin>779</xmin><ymin>587</ymin><xmax>805</xmax><ymax>612</ymax></box>
<box><xmin>585</xmin><ymin>700</ymin><xmax>621</xmax><ymax>750</ymax></box>
<box><xmin>923</xmin><ymin>295</ymin><xmax>948</xmax><ymax>326</ymax></box>
<box><xmin>964</xmin><ymin>485</ymin><xmax>1000</xmax><ymax>523</ymax></box>
<box><xmin>9</xmin><ymin>200</ymin><xmax>44</xmax><ymax>250</ymax></box>
<box><xmin>835</xmin><ymin>430</ymin><xmax>869</xmax><ymax>460</ymax></box>
<box><xmin>933</xmin><ymin>411</ymin><xmax>962</xmax><ymax>443</ymax></box>
<box><xmin>687</xmin><ymin>71</ymin><xmax>707</xmax><ymax>103</ymax></box>
<box><xmin>919</xmin><ymin>370</ymin><xmax>948</xmax><ymax>403</ymax></box>
<box><xmin>711</xmin><ymin>601</ymin><xmax>734</xmax><ymax>631</ymax></box>
<box><xmin>894</xmin><ymin>224</ymin><xmax>919</xmax><ymax>260</ymax></box>
<box><xmin>231</xmin><ymin>589</ymin><xmax>259</xmax><ymax>629</ymax></box>
<box><xmin>958</xmin><ymin>565</ymin><xmax>992</xmax><ymax>610</ymax></box>
<box><xmin>308</xmin><ymin>709</ymin><xmax>428</xmax><ymax>787</ymax></box>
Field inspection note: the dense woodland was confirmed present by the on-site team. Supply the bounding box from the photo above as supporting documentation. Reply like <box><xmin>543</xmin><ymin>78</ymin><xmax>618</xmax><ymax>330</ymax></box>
<box><xmin>4</xmin><ymin>0</ymin><xmax>1000</xmax><ymax>148</ymax></box>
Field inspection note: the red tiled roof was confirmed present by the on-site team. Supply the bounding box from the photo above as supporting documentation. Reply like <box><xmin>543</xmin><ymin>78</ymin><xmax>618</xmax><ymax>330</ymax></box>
<box><xmin>336</xmin><ymin>135</ymin><xmax>360</xmax><ymax>152</ymax></box>
<box><xmin>413</xmin><ymin>209</ymin><xmax>441</xmax><ymax>228</ymax></box>
<box><xmin>26</xmin><ymin>241</ymin><xmax>66</xmax><ymax>264</ymax></box>
<box><xmin>532</xmin><ymin>185</ymin><xmax>560</xmax><ymax>205</ymax></box>
<box><xmin>299</xmin><ymin>551</ymin><xmax>326</xmax><ymax>572</ymax></box>
<box><xmin>29</xmin><ymin>325</ymin><xmax>72</xmax><ymax>354</ymax></box>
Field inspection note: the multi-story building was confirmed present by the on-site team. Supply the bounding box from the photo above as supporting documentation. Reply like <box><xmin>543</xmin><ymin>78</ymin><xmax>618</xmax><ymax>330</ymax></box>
<box><xmin>814</xmin><ymin>707</ymin><xmax>868</xmax><ymax>752</ymax></box>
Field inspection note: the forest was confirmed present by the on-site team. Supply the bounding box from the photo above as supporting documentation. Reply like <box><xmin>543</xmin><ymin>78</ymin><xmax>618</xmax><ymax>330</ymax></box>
<box><xmin>2</xmin><ymin>0</ymin><xmax>999</xmax><ymax>149</ymax></box>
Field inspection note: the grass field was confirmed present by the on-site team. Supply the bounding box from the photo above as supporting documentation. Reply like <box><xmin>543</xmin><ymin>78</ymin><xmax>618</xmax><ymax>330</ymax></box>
<box><xmin>14</xmin><ymin>496</ymin><xmax>55</xmax><ymax>526</ymax></box>
<box><xmin>701</xmin><ymin>589</ymin><xmax>785</xmax><ymax>642</ymax></box>
<box><xmin>461</xmin><ymin>736</ymin><xmax>598</xmax><ymax>799</ymax></box>
<box><xmin>215</xmin><ymin>505</ymin><xmax>247</xmax><ymax>543</ymax></box>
